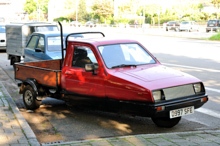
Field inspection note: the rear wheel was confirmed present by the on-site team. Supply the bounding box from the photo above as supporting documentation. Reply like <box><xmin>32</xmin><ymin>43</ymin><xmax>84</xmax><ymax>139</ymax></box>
<box><xmin>151</xmin><ymin>116</ymin><xmax>181</xmax><ymax>128</ymax></box>
<box><xmin>23</xmin><ymin>85</ymin><xmax>41</xmax><ymax>110</ymax></box>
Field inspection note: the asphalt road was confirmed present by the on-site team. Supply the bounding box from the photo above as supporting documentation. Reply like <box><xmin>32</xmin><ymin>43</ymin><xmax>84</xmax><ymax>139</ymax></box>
<box><xmin>0</xmin><ymin>33</ymin><xmax>220</xmax><ymax>143</ymax></box>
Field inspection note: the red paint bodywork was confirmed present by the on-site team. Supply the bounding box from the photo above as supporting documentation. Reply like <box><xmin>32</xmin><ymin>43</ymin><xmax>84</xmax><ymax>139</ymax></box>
<box><xmin>61</xmin><ymin>38</ymin><xmax>201</xmax><ymax>103</ymax></box>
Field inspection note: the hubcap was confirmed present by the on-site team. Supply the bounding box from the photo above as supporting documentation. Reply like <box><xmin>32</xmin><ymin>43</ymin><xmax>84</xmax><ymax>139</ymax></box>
<box><xmin>24</xmin><ymin>90</ymin><xmax>33</xmax><ymax>106</ymax></box>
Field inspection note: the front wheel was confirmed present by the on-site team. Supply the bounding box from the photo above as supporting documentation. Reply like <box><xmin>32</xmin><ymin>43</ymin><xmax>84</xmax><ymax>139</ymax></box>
<box><xmin>151</xmin><ymin>116</ymin><xmax>181</xmax><ymax>128</ymax></box>
<box><xmin>23</xmin><ymin>85</ymin><xmax>41</xmax><ymax>110</ymax></box>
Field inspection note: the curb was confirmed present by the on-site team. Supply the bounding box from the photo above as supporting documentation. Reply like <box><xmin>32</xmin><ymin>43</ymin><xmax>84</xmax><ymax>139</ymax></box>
<box><xmin>0</xmin><ymin>82</ymin><xmax>40</xmax><ymax>146</ymax></box>
<box><xmin>43</xmin><ymin>129</ymin><xmax>220</xmax><ymax>146</ymax></box>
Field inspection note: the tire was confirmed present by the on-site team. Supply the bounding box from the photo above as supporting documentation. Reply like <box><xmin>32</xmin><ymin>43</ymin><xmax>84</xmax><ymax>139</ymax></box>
<box><xmin>23</xmin><ymin>85</ymin><xmax>41</xmax><ymax>110</ymax></box>
<box><xmin>151</xmin><ymin>116</ymin><xmax>181</xmax><ymax>128</ymax></box>
<box><xmin>11</xmin><ymin>57</ymin><xmax>16</xmax><ymax>69</ymax></box>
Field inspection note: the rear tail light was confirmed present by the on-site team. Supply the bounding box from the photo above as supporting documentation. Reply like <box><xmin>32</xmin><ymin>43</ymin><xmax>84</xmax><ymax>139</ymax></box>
<box><xmin>216</xmin><ymin>23</ymin><xmax>217</xmax><ymax>26</ymax></box>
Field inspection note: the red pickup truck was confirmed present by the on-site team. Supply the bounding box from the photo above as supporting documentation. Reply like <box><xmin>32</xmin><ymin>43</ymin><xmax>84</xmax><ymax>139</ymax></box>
<box><xmin>15</xmin><ymin>27</ymin><xmax>208</xmax><ymax>128</ymax></box>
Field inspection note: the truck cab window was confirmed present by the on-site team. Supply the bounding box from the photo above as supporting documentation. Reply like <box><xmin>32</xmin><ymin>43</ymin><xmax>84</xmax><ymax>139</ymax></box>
<box><xmin>26</xmin><ymin>36</ymin><xmax>38</xmax><ymax>49</ymax></box>
<box><xmin>37</xmin><ymin>37</ymin><xmax>45</xmax><ymax>52</ymax></box>
<box><xmin>72</xmin><ymin>47</ymin><xmax>98</xmax><ymax>69</ymax></box>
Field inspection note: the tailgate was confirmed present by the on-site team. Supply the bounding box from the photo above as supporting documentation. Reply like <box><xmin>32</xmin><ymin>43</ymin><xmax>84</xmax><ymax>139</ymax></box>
<box><xmin>15</xmin><ymin>59</ymin><xmax>62</xmax><ymax>88</ymax></box>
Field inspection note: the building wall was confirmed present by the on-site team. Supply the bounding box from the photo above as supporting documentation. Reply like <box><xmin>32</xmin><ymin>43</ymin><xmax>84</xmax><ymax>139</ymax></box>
<box><xmin>0</xmin><ymin>0</ymin><xmax>26</xmax><ymax>22</ymax></box>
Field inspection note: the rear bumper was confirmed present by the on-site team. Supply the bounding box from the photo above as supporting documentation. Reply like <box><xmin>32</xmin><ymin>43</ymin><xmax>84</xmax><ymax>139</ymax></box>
<box><xmin>145</xmin><ymin>94</ymin><xmax>208</xmax><ymax>118</ymax></box>
<box><xmin>206</xmin><ymin>27</ymin><xmax>219</xmax><ymax>31</ymax></box>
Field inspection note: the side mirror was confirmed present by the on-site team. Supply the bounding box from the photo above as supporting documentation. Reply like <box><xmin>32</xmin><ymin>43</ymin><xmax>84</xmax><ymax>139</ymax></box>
<box><xmin>85</xmin><ymin>64</ymin><xmax>97</xmax><ymax>75</ymax></box>
<box><xmin>35</xmin><ymin>48</ymin><xmax>43</xmax><ymax>52</ymax></box>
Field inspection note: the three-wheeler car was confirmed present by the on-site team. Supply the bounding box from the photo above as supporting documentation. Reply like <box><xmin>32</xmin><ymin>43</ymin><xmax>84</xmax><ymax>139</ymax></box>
<box><xmin>14</xmin><ymin>22</ymin><xmax>208</xmax><ymax>128</ymax></box>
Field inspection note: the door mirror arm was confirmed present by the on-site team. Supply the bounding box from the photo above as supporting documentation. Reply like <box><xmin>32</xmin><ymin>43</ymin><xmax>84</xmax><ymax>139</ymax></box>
<box><xmin>35</xmin><ymin>48</ymin><xmax>43</xmax><ymax>53</ymax></box>
<box><xmin>85</xmin><ymin>64</ymin><xmax>97</xmax><ymax>75</ymax></box>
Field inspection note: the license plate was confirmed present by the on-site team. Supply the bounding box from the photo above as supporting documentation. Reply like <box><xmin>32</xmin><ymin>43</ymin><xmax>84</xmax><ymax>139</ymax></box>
<box><xmin>170</xmin><ymin>106</ymin><xmax>194</xmax><ymax>119</ymax></box>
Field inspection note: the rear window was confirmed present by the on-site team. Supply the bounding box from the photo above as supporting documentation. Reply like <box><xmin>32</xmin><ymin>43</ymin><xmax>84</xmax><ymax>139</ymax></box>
<box><xmin>168</xmin><ymin>21</ymin><xmax>175</xmax><ymax>24</ymax></box>
<box><xmin>208</xmin><ymin>20</ymin><xmax>217</xmax><ymax>24</ymax></box>
<box><xmin>181</xmin><ymin>21</ymin><xmax>189</xmax><ymax>24</ymax></box>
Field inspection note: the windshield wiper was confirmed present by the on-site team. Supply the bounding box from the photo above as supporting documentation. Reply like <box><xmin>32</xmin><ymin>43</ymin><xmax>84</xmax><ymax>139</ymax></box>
<box><xmin>111</xmin><ymin>64</ymin><xmax>137</xmax><ymax>69</ymax></box>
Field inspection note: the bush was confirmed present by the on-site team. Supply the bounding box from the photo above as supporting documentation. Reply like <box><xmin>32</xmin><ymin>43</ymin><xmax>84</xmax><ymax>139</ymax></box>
<box><xmin>53</xmin><ymin>17</ymin><xmax>69</xmax><ymax>22</ymax></box>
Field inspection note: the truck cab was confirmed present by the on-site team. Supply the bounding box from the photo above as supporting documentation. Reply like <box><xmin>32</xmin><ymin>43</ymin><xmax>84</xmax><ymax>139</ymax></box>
<box><xmin>24</xmin><ymin>31</ymin><xmax>83</xmax><ymax>62</ymax></box>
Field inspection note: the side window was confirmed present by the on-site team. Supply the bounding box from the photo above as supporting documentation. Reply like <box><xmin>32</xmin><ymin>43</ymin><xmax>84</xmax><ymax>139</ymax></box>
<box><xmin>72</xmin><ymin>46</ymin><xmax>98</xmax><ymax>69</ymax></box>
<box><xmin>37</xmin><ymin>37</ymin><xmax>45</xmax><ymax>52</ymax></box>
<box><xmin>27</xmin><ymin>36</ymin><xmax>38</xmax><ymax>49</ymax></box>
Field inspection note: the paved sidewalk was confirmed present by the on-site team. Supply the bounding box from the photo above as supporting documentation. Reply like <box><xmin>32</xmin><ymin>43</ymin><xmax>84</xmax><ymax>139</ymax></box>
<box><xmin>0</xmin><ymin>82</ymin><xmax>40</xmax><ymax>146</ymax></box>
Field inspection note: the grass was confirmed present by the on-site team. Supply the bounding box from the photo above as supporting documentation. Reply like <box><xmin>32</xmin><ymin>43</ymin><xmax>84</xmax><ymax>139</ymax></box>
<box><xmin>209</xmin><ymin>32</ymin><xmax>220</xmax><ymax>41</ymax></box>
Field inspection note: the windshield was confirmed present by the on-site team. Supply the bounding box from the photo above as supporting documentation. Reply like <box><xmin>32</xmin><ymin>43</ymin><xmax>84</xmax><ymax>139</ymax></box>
<box><xmin>98</xmin><ymin>43</ymin><xmax>156</xmax><ymax>69</ymax></box>
<box><xmin>47</xmin><ymin>35</ymin><xmax>83</xmax><ymax>51</ymax></box>
<box><xmin>36</xmin><ymin>26</ymin><xmax>58</xmax><ymax>32</ymax></box>
<box><xmin>0</xmin><ymin>26</ymin><xmax>5</xmax><ymax>33</ymax></box>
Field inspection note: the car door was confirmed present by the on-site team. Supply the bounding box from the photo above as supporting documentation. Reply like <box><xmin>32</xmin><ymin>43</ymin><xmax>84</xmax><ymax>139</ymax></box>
<box><xmin>25</xmin><ymin>35</ymin><xmax>47</xmax><ymax>62</ymax></box>
<box><xmin>33</xmin><ymin>35</ymin><xmax>46</xmax><ymax>60</ymax></box>
<box><xmin>24</xmin><ymin>35</ymin><xmax>39</xmax><ymax>62</ymax></box>
<box><xmin>63</xmin><ymin>45</ymin><xmax>106</xmax><ymax>97</ymax></box>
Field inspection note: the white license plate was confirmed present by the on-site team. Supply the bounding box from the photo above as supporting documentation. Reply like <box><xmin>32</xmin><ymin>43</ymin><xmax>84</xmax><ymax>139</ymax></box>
<box><xmin>170</xmin><ymin>106</ymin><xmax>194</xmax><ymax>119</ymax></box>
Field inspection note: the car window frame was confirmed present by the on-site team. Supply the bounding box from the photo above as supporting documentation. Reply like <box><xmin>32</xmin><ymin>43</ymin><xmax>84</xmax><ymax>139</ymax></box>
<box><xmin>26</xmin><ymin>35</ymin><xmax>39</xmax><ymax>49</ymax></box>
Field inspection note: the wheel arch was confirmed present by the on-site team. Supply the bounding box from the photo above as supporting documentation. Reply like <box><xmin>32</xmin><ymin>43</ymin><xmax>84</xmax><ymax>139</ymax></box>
<box><xmin>19</xmin><ymin>78</ymin><xmax>39</xmax><ymax>95</ymax></box>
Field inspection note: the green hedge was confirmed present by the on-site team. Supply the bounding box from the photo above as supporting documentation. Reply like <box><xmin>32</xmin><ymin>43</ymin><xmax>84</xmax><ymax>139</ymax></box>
<box><xmin>209</xmin><ymin>32</ymin><xmax>220</xmax><ymax>41</ymax></box>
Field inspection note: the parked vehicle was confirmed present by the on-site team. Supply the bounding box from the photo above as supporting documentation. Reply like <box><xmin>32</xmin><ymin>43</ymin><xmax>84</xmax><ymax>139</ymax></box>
<box><xmin>15</xmin><ymin>24</ymin><xmax>208</xmax><ymax>128</ymax></box>
<box><xmin>206</xmin><ymin>19</ymin><xmax>220</xmax><ymax>32</ymax></box>
<box><xmin>70</xmin><ymin>21</ymin><xmax>81</xmax><ymax>27</ymax></box>
<box><xmin>179</xmin><ymin>21</ymin><xmax>199</xmax><ymax>32</ymax></box>
<box><xmin>0</xmin><ymin>24</ymin><xmax>6</xmax><ymax>50</ymax></box>
<box><xmin>165</xmin><ymin>21</ymin><xmax>180</xmax><ymax>31</ymax></box>
<box><xmin>14</xmin><ymin>23</ymin><xmax>208</xmax><ymax>128</ymax></box>
<box><xmin>6</xmin><ymin>22</ymin><xmax>58</xmax><ymax>65</ymax></box>
<box><xmin>24</xmin><ymin>31</ymin><xmax>83</xmax><ymax>62</ymax></box>
<box><xmin>0</xmin><ymin>17</ymin><xmax>5</xmax><ymax>23</ymax></box>
<box><xmin>85</xmin><ymin>21</ymin><xmax>96</xmax><ymax>27</ymax></box>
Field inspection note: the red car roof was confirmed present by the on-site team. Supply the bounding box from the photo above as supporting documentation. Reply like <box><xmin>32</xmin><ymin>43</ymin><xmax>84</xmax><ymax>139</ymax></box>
<box><xmin>68</xmin><ymin>37</ymin><xmax>139</xmax><ymax>47</ymax></box>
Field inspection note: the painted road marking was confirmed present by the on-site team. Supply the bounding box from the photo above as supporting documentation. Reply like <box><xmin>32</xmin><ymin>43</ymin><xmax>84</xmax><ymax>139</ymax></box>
<box><xmin>196</xmin><ymin>107</ymin><xmax>220</xmax><ymax>119</ymax></box>
<box><xmin>163</xmin><ymin>63</ymin><xmax>220</xmax><ymax>72</ymax></box>
<box><xmin>163</xmin><ymin>63</ymin><xmax>220</xmax><ymax>93</ymax></box>
<box><xmin>205</xmin><ymin>87</ymin><xmax>220</xmax><ymax>93</ymax></box>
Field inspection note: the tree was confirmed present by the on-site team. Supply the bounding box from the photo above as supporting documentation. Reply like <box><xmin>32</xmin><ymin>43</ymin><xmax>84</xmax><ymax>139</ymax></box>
<box><xmin>78</xmin><ymin>0</ymin><xmax>89</xmax><ymax>22</ymax></box>
<box><xmin>23</xmin><ymin>0</ymin><xmax>37</xmax><ymax>14</ymax></box>
<box><xmin>23</xmin><ymin>0</ymin><xmax>49</xmax><ymax>20</ymax></box>
<box><xmin>64</xmin><ymin>0</ymin><xmax>76</xmax><ymax>21</ymax></box>
<box><xmin>211</xmin><ymin>0</ymin><xmax>220</xmax><ymax>18</ymax></box>
<box><xmin>91</xmin><ymin>0</ymin><xmax>114</xmax><ymax>23</ymax></box>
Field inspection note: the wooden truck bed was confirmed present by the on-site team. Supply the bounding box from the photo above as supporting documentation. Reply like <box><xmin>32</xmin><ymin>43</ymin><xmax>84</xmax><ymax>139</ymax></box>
<box><xmin>15</xmin><ymin>59</ymin><xmax>62</xmax><ymax>88</ymax></box>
